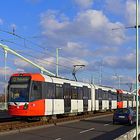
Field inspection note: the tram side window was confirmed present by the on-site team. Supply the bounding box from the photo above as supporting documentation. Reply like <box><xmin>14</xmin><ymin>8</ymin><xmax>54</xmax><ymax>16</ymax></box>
<box><xmin>102</xmin><ymin>90</ymin><xmax>107</xmax><ymax>100</ymax></box>
<box><xmin>123</xmin><ymin>94</ymin><xmax>127</xmax><ymax>101</ymax></box>
<box><xmin>88</xmin><ymin>88</ymin><xmax>91</xmax><ymax>99</ymax></box>
<box><xmin>108</xmin><ymin>90</ymin><xmax>112</xmax><ymax>100</ymax></box>
<box><xmin>131</xmin><ymin>95</ymin><xmax>134</xmax><ymax>101</ymax></box>
<box><xmin>126</xmin><ymin>95</ymin><xmax>128</xmax><ymax>101</ymax></box>
<box><xmin>127</xmin><ymin>95</ymin><xmax>130</xmax><ymax>101</ymax></box>
<box><xmin>83</xmin><ymin>86</ymin><xmax>89</xmax><ymax>100</ymax></box>
<box><xmin>63</xmin><ymin>83</ymin><xmax>71</xmax><ymax>98</ymax></box>
<box><xmin>78</xmin><ymin>87</ymin><xmax>83</xmax><ymax>99</ymax></box>
<box><xmin>129</xmin><ymin>94</ymin><xmax>132</xmax><ymax>101</ymax></box>
<box><xmin>95</xmin><ymin>89</ymin><xmax>98</xmax><ymax>100</ymax></box>
<box><xmin>122</xmin><ymin>94</ymin><xmax>124</xmax><ymax>101</ymax></box>
<box><xmin>30</xmin><ymin>81</ymin><xmax>42</xmax><ymax>101</ymax></box>
<box><xmin>71</xmin><ymin>86</ymin><xmax>77</xmax><ymax>99</ymax></box>
<box><xmin>130</xmin><ymin>95</ymin><xmax>133</xmax><ymax>101</ymax></box>
<box><xmin>112</xmin><ymin>92</ymin><xmax>117</xmax><ymax>100</ymax></box>
<box><xmin>102</xmin><ymin>90</ymin><xmax>105</xmax><ymax>100</ymax></box>
<box><xmin>43</xmin><ymin>82</ymin><xmax>55</xmax><ymax>99</ymax></box>
<box><xmin>98</xmin><ymin>88</ymin><xmax>102</xmax><ymax>100</ymax></box>
<box><xmin>105</xmin><ymin>90</ymin><xmax>109</xmax><ymax>100</ymax></box>
<box><xmin>120</xmin><ymin>94</ymin><xmax>123</xmax><ymax>101</ymax></box>
<box><xmin>56</xmin><ymin>84</ymin><xmax>63</xmax><ymax>99</ymax></box>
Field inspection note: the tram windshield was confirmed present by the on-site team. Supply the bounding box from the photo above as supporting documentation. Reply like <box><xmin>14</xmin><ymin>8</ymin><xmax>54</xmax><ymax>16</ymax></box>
<box><xmin>8</xmin><ymin>84</ymin><xmax>29</xmax><ymax>102</ymax></box>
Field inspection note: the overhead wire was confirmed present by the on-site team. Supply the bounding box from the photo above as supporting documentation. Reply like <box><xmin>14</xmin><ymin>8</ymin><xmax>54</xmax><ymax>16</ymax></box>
<box><xmin>0</xmin><ymin>29</ymin><xmax>123</xmax><ymax>82</ymax></box>
<box><xmin>0</xmin><ymin>39</ymin><xmax>79</xmax><ymax>77</ymax></box>
<box><xmin>0</xmin><ymin>37</ymin><xmax>115</xmax><ymax>81</ymax></box>
<box><xmin>0</xmin><ymin>38</ymin><xmax>90</xmax><ymax>78</ymax></box>
<box><xmin>17</xmin><ymin>51</ymin><xmax>73</xmax><ymax>70</ymax></box>
<box><xmin>0</xmin><ymin>38</ymin><xmax>72</xmax><ymax>70</ymax></box>
<box><xmin>0</xmin><ymin>40</ymin><xmax>84</xmax><ymax>82</ymax></box>
<box><xmin>0</xmin><ymin>28</ymin><xmax>86</xmax><ymax>66</ymax></box>
<box><xmin>0</xmin><ymin>35</ymin><xmax>77</xmax><ymax>69</ymax></box>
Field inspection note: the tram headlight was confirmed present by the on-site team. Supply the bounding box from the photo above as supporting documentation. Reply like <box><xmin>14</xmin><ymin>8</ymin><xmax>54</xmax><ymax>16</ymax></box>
<box><xmin>23</xmin><ymin>103</ymin><xmax>28</xmax><ymax>110</ymax></box>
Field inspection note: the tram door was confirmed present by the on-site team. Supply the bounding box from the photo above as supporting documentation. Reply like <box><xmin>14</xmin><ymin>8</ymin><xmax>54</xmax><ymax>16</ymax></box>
<box><xmin>98</xmin><ymin>88</ymin><xmax>102</xmax><ymax>110</ymax></box>
<box><xmin>109</xmin><ymin>100</ymin><xmax>112</xmax><ymax>110</ymax></box>
<box><xmin>83</xmin><ymin>86</ymin><xmax>88</xmax><ymax>112</ymax></box>
<box><xmin>99</xmin><ymin>100</ymin><xmax>102</xmax><ymax>110</ymax></box>
<box><xmin>109</xmin><ymin>91</ymin><xmax>112</xmax><ymax>110</ymax></box>
<box><xmin>63</xmin><ymin>83</ymin><xmax>71</xmax><ymax>113</ymax></box>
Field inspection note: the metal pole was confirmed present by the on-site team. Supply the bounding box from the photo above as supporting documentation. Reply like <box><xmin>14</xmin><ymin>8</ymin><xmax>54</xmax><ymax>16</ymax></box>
<box><xmin>56</xmin><ymin>48</ymin><xmax>58</xmax><ymax>77</ymax></box>
<box><xmin>99</xmin><ymin>65</ymin><xmax>102</xmax><ymax>85</ymax></box>
<box><xmin>136</xmin><ymin>0</ymin><xmax>139</xmax><ymax>139</ymax></box>
<box><xmin>56</xmin><ymin>48</ymin><xmax>61</xmax><ymax>77</ymax></box>
<box><xmin>4</xmin><ymin>50</ymin><xmax>7</xmax><ymax>110</ymax></box>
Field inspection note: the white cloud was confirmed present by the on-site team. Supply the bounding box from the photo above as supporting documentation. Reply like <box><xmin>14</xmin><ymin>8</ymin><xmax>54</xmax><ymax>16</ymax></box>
<box><xmin>103</xmin><ymin>52</ymin><xmax>136</xmax><ymax>69</ymax></box>
<box><xmin>61</xmin><ymin>57</ymin><xmax>88</xmax><ymax>67</ymax></box>
<box><xmin>39</xmin><ymin>9</ymin><xmax>129</xmax><ymax>78</ymax></box>
<box><xmin>74</xmin><ymin>0</ymin><xmax>94</xmax><ymax>9</ymax></box>
<box><xmin>75</xmin><ymin>10</ymin><xmax>125</xmax><ymax>45</ymax></box>
<box><xmin>104</xmin><ymin>0</ymin><xmax>125</xmax><ymax>15</ymax></box>
<box><xmin>125</xmin><ymin>0</ymin><xmax>140</xmax><ymax>25</ymax></box>
<box><xmin>40</xmin><ymin>9</ymin><xmax>125</xmax><ymax>51</ymax></box>
<box><xmin>13</xmin><ymin>57</ymin><xmax>48</xmax><ymax>73</ymax></box>
<box><xmin>16</xmin><ymin>68</ymin><xmax>25</xmax><ymax>73</ymax></box>
<box><xmin>40</xmin><ymin>10</ymin><xmax>69</xmax><ymax>33</ymax></box>
<box><xmin>36</xmin><ymin>55</ymin><xmax>88</xmax><ymax>74</ymax></box>
<box><xmin>63</xmin><ymin>42</ymin><xmax>92</xmax><ymax>57</ymax></box>
<box><xmin>14</xmin><ymin>58</ymin><xmax>30</xmax><ymax>67</ymax></box>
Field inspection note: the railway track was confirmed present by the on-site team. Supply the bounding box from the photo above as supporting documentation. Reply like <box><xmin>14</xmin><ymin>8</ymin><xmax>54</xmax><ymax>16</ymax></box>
<box><xmin>0</xmin><ymin>112</ymin><xmax>113</xmax><ymax>133</ymax></box>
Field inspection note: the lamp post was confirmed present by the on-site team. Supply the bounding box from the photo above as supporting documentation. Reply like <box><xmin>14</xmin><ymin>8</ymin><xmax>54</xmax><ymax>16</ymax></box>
<box><xmin>136</xmin><ymin>0</ymin><xmax>139</xmax><ymax>139</ymax></box>
<box><xmin>56</xmin><ymin>48</ymin><xmax>61</xmax><ymax>77</ymax></box>
<box><xmin>4</xmin><ymin>49</ymin><xmax>7</xmax><ymax>110</ymax></box>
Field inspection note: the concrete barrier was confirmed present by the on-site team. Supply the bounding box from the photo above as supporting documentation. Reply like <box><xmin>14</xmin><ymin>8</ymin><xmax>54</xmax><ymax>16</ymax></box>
<box><xmin>115</xmin><ymin>126</ymin><xmax>140</xmax><ymax>140</ymax></box>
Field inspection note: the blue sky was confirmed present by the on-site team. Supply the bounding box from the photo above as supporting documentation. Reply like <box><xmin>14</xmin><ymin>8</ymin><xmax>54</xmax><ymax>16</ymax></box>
<box><xmin>0</xmin><ymin>0</ymin><xmax>139</xmax><ymax>93</ymax></box>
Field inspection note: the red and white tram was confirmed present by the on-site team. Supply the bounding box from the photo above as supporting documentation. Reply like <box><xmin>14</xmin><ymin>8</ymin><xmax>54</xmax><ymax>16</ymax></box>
<box><xmin>117</xmin><ymin>89</ymin><xmax>135</xmax><ymax>109</ymax></box>
<box><xmin>7</xmin><ymin>73</ymin><xmax>135</xmax><ymax>118</ymax></box>
<box><xmin>8</xmin><ymin>73</ymin><xmax>92</xmax><ymax>117</ymax></box>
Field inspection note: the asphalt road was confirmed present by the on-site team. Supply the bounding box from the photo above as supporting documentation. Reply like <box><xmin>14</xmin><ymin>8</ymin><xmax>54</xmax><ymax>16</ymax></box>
<box><xmin>0</xmin><ymin>114</ymin><xmax>135</xmax><ymax>140</ymax></box>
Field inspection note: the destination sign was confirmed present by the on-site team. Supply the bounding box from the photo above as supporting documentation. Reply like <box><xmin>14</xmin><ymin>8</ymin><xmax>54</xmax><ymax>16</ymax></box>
<box><xmin>10</xmin><ymin>76</ymin><xmax>31</xmax><ymax>83</ymax></box>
